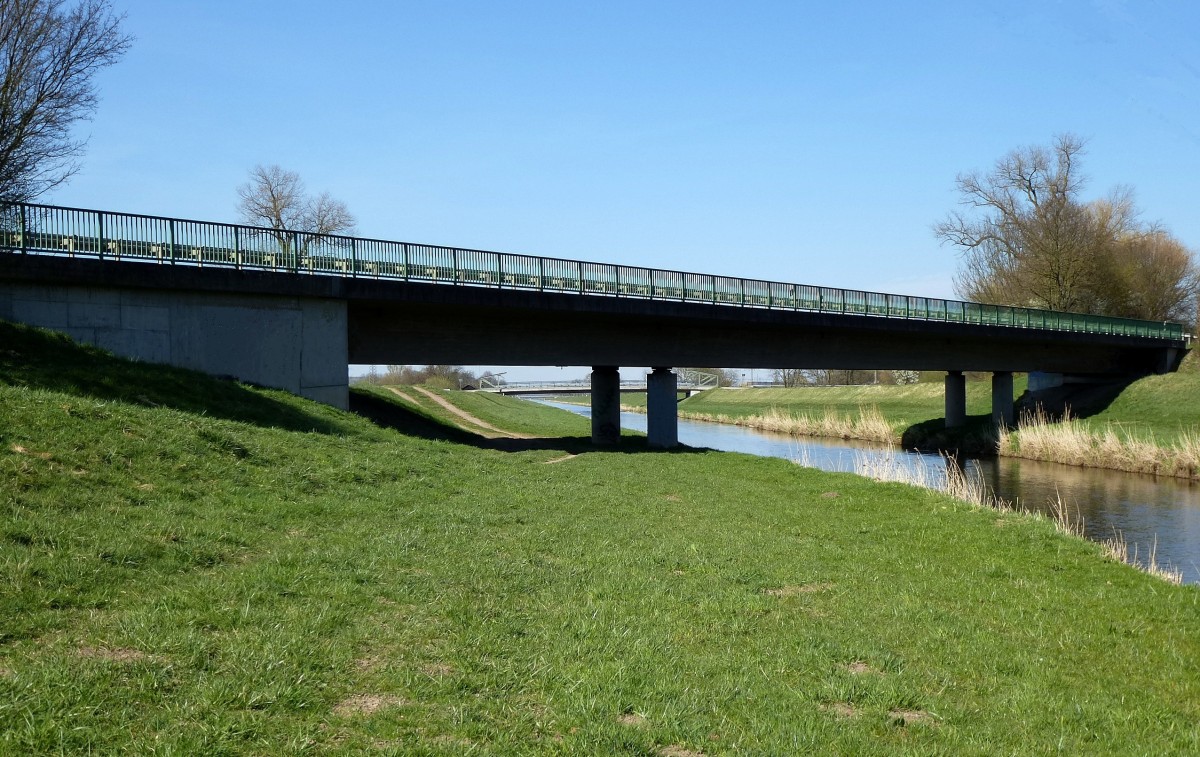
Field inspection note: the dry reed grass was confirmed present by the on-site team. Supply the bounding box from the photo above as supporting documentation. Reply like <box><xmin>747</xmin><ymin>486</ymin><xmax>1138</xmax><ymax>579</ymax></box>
<box><xmin>681</xmin><ymin>406</ymin><xmax>898</xmax><ymax>444</ymax></box>
<box><xmin>847</xmin><ymin>451</ymin><xmax>1183</xmax><ymax>585</ymax></box>
<box><xmin>1000</xmin><ymin>408</ymin><xmax>1200</xmax><ymax>480</ymax></box>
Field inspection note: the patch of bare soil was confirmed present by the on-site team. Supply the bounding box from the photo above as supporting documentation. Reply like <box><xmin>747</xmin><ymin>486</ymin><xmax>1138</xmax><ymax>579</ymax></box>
<box><xmin>764</xmin><ymin>583</ymin><xmax>834</xmax><ymax>597</ymax></box>
<box><xmin>821</xmin><ymin>702</ymin><xmax>859</xmax><ymax>718</ymax></box>
<box><xmin>420</xmin><ymin>662</ymin><xmax>455</xmax><ymax>678</ymax></box>
<box><xmin>820</xmin><ymin>491</ymin><xmax>839</xmax><ymax>498</ymax></box>
<box><xmin>659</xmin><ymin>745</ymin><xmax>706</xmax><ymax>757</ymax></box>
<box><xmin>77</xmin><ymin>645</ymin><xmax>149</xmax><ymax>662</ymax></box>
<box><xmin>333</xmin><ymin>693</ymin><xmax>408</xmax><ymax>717</ymax></box>
<box><xmin>888</xmin><ymin>708</ymin><xmax>934</xmax><ymax>725</ymax></box>
<box><xmin>846</xmin><ymin>661</ymin><xmax>882</xmax><ymax>675</ymax></box>
<box><xmin>543</xmin><ymin>453</ymin><xmax>578</xmax><ymax>464</ymax></box>
<box><xmin>10</xmin><ymin>444</ymin><xmax>52</xmax><ymax>460</ymax></box>
<box><xmin>618</xmin><ymin>713</ymin><xmax>649</xmax><ymax>728</ymax></box>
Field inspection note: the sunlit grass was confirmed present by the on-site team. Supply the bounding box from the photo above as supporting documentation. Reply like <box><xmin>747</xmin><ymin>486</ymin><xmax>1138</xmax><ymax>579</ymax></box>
<box><xmin>1</xmin><ymin>321</ymin><xmax>1198</xmax><ymax>754</ymax></box>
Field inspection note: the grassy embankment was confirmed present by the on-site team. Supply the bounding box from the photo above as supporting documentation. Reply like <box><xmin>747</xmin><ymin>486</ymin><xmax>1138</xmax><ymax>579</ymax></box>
<box><xmin>2</xmin><ymin>320</ymin><xmax>1199</xmax><ymax>754</ymax></box>
<box><xmin>999</xmin><ymin>354</ymin><xmax>1200</xmax><ymax>478</ymax></box>
<box><xmin>678</xmin><ymin>381</ymin><xmax>1010</xmax><ymax>452</ymax></box>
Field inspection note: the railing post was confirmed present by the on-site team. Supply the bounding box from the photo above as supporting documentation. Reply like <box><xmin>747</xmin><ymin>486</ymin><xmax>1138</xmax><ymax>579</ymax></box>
<box><xmin>578</xmin><ymin>261</ymin><xmax>583</xmax><ymax>293</ymax></box>
<box><xmin>403</xmin><ymin>243</ymin><xmax>410</xmax><ymax>279</ymax></box>
<box><xmin>539</xmin><ymin>257</ymin><xmax>544</xmax><ymax>291</ymax></box>
<box><xmin>168</xmin><ymin>220</ymin><xmax>176</xmax><ymax>263</ymax></box>
<box><xmin>233</xmin><ymin>226</ymin><xmax>241</xmax><ymax>269</ymax></box>
<box><xmin>96</xmin><ymin>211</ymin><xmax>104</xmax><ymax>260</ymax></box>
<box><xmin>291</xmin><ymin>231</ymin><xmax>300</xmax><ymax>271</ymax></box>
<box><xmin>18</xmin><ymin>204</ymin><xmax>27</xmax><ymax>253</ymax></box>
<box><xmin>350</xmin><ymin>238</ymin><xmax>357</xmax><ymax>277</ymax></box>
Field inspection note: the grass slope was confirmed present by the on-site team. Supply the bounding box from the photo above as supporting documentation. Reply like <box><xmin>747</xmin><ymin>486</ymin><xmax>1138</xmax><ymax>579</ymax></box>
<box><xmin>1079</xmin><ymin>358</ymin><xmax>1200</xmax><ymax>443</ymax></box>
<box><xmin>1</xmin><ymin>321</ymin><xmax>1198</xmax><ymax>754</ymax></box>
<box><xmin>680</xmin><ymin>382</ymin><xmax>1015</xmax><ymax>432</ymax></box>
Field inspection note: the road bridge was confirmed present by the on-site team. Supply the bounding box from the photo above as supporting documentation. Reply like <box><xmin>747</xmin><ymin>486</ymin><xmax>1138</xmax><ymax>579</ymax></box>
<box><xmin>1</xmin><ymin>202</ymin><xmax>1190</xmax><ymax>448</ymax></box>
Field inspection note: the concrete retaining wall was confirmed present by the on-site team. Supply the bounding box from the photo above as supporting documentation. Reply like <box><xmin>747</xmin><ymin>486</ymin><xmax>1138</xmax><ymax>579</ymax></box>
<box><xmin>0</xmin><ymin>282</ymin><xmax>349</xmax><ymax>409</ymax></box>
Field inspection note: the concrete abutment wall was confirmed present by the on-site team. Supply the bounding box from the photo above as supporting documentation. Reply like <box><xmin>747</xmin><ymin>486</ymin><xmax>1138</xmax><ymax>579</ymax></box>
<box><xmin>0</xmin><ymin>282</ymin><xmax>349</xmax><ymax>409</ymax></box>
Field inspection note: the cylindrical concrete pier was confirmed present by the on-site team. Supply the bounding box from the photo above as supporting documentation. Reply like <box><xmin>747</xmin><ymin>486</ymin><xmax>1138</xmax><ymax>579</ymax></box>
<box><xmin>945</xmin><ymin>370</ymin><xmax>966</xmax><ymax>428</ymax></box>
<box><xmin>646</xmin><ymin>367</ymin><xmax>679</xmax><ymax>448</ymax></box>
<box><xmin>590</xmin><ymin>365</ymin><xmax>621</xmax><ymax>445</ymax></box>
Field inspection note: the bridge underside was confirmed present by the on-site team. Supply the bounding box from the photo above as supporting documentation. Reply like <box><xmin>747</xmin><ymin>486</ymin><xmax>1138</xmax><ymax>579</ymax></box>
<box><xmin>345</xmin><ymin>289</ymin><xmax>1182</xmax><ymax>376</ymax></box>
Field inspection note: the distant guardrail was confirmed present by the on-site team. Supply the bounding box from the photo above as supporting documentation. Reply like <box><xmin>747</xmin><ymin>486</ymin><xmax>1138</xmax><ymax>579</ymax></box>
<box><xmin>479</xmin><ymin>370</ymin><xmax>718</xmax><ymax>392</ymax></box>
<box><xmin>0</xmin><ymin>202</ymin><xmax>1187</xmax><ymax>342</ymax></box>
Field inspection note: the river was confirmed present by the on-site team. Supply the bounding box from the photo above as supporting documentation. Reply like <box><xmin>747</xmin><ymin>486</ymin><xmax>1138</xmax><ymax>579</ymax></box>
<box><xmin>538</xmin><ymin>400</ymin><xmax>1200</xmax><ymax>585</ymax></box>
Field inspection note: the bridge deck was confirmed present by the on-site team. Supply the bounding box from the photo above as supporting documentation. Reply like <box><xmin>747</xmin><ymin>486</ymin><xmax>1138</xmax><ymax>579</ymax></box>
<box><xmin>1</xmin><ymin>202</ymin><xmax>1187</xmax><ymax>343</ymax></box>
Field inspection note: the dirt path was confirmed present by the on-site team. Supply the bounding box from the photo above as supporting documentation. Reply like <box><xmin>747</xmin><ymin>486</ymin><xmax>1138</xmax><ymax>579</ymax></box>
<box><xmin>396</xmin><ymin>386</ymin><xmax>536</xmax><ymax>439</ymax></box>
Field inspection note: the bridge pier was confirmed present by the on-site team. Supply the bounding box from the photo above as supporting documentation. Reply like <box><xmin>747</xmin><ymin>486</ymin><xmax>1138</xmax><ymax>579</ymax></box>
<box><xmin>992</xmin><ymin>371</ymin><xmax>1014</xmax><ymax>429</ymax></box>
<box><xmin>646</xmin><ymin>367</ymin><xmax>679</xmax><ymax>448</ymax></box>
<box><xmin>590</xmin><ymin>366</ymin><xmax>621</xmax><ymax>445</ymax></box>
<box><xmin>945</xmin><ymin>370</ymin><xmax>966</xmax><ymax>429</ymax></box>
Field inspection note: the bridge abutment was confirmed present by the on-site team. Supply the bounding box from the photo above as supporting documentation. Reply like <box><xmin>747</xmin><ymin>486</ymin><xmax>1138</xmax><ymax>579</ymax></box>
<box><xmin>590</xmin><ymin>366</ymin><xmax>621</xmax><ymax>445</ymax></box>
<box><xmin>646</xmin><ymin>367</ymin><xmax>679</xmax><ymax>448</ymax></box>
<box><xmin>992</xmin><ymin>371</ymin><xmax>1014</xmax><ymax>428</ymax></box>
<box><xmin>0</xmin><ymin>281</ymin><xmax>349</xmax><ymax>409</ymax></box>
<box><xmin>945</xmin><ymin>371</ymin><xmax>966</xmax><ymax>428</ymax></box>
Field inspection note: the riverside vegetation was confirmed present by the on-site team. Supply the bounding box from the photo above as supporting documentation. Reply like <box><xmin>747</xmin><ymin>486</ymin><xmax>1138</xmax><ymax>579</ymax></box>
<box><xmin>673</xmin><ymin>359</ymin><xmax>1200</xmax><ymax>479</ymax></box>
<box><xmin>2</xmin><ymin>320</ymin><xmax>1199</xmax><ymax>754</ymax></box>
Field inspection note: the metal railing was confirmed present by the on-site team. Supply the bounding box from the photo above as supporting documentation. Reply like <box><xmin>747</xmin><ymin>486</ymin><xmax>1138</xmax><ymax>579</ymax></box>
<box><xmin>477</xmin><ymin>370</ymin><xmax>719</xmax><ymax>392</ymax></box>
<box><xmin>0</xmin><ymin>202</ymin><xmax>1187</xmax><ymax>342</ymax></box>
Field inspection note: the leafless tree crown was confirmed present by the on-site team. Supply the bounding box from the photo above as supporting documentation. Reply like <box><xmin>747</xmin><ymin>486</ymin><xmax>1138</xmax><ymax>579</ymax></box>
<box><xmin>237</xmin><ymin>164</ymin><xmax>356</xmax><ymax>237</ymax></box>
<box><xmin>935</xmin><ymin>134</ymin><xmax>1198</xmax><ymax>323</ymax></box>
<box><xmin>0</xmin><ymin>0</ymin><xmax>131</xmax><ymax>203</ymax></box>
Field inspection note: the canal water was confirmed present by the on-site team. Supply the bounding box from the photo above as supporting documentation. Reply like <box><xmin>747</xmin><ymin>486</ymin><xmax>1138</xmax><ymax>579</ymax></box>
<box><xmin>539</xmin><ymin>400</ymin><xmax>1200</xmax><ymax>585</ymax></box>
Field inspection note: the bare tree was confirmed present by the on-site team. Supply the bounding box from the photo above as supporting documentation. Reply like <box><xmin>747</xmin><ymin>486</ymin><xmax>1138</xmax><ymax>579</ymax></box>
<box><xmin>936</xmin><ymin>134</ymin><xmax>1198</xmax><ymax>322</ymax></box>
<box><xmin>236</xmin><ymin>164</ymin><xmax>356</xmax><ymax>254</ymax></box>
<box><xmin>0</xmin><ymin>0</ymin><xmax>131</xmax><ymax>204</ymax></box>
<box><xmin>1110</xmin><ymin>228</ymin><xmax>1199</xmax><ymax>323</ymax></box>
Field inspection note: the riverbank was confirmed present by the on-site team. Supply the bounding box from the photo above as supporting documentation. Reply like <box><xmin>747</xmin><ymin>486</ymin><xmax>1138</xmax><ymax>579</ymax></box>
<box><xmin>3</xmin><ymin>321</ymin><xmax>1198</xmax><ymax>753</ymax></box>
<box><xmin>674</xmin><ymin>363</ymin><xmax>1200</xmax><ymax>479</ymax></box>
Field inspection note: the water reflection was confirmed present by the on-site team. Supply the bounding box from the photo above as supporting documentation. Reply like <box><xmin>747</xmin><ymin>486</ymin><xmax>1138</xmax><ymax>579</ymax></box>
<box><xmin>538</xmin><ymin>399</ymin><xmax>1200</xmax><ymax>585</ymax></box>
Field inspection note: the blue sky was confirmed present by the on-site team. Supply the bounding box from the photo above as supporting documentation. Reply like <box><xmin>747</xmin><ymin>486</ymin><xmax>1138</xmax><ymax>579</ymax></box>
<box><xmin>49</xmin><ymin>1</ymin><xmax>1200</xmax><ymax>381</ymax></box>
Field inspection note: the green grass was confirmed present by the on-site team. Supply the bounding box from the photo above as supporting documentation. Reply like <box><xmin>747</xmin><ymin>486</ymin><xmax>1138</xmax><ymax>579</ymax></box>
<box><xmin>1078</xmin><ymin>359</ymin><xmax>1200</xmax><ymax>444</ymax></box>
<box><xmin>2</xmin><ymin>320</ymin><xmax>1199</xmax><ymax>754</ymax></box>
<box><xmin>679</xmin><ymin>382</ymin><xmax>1016</xmax><ymax>431</ymax></box>
<box><xmin>429</xmin><ymin>388</ymin><xmax>593</xmax><ymax>437</ymax></box>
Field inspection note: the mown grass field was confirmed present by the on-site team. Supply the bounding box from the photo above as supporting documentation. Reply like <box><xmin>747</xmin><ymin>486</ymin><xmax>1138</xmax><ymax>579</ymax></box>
<box><xmin>2</xmin><ymin>321</ymin><xmax>1198</xmax><ymax>754</ymax></box>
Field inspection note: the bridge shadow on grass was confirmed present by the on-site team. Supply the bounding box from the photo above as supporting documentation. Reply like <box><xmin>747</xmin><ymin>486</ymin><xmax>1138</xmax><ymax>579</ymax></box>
<box><xmin>349</xmin><ymin>387</ymin><xmax>705</xmax><ymax>455</ymax></box>
<box><xmin>0</xmin><ymin>321</ymin><xmax>364</xmax><ymax>435</ymax></box>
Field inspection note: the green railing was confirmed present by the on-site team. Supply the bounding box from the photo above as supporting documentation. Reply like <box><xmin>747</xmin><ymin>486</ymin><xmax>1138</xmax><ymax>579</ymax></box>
<box><xmin>0</xmin><ymin>202</ymin><xmax>1187</xmax><ymax>342</ymax></box>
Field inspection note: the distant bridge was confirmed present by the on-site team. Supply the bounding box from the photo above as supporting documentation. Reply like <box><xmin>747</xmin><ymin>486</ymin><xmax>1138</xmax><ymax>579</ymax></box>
<box><xmin>1</xmin><ymin>202</ymin><xmax>1190</xmax><ymax>448</ymax></box>
<box><xmin>477</xmin><ymin>370</ymin><xmax>718</xmax><ymax>396</ymax></box>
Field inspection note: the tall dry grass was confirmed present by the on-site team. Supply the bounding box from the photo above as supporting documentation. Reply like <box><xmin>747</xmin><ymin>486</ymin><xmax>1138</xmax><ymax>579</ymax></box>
<box><xmin>847</xmin><ymin>450</ymin><xmax>1184</xmax><ymax>585</ymax></box>
<box><xmin>682</xmin><ymin>405</ymin><xmax>898</xmax><ymax>444</ymax></box>
<box><xmin>1000</xmin><ymin>408</ymin><xmax>1200</xmax><ymax>480</ymax></box>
